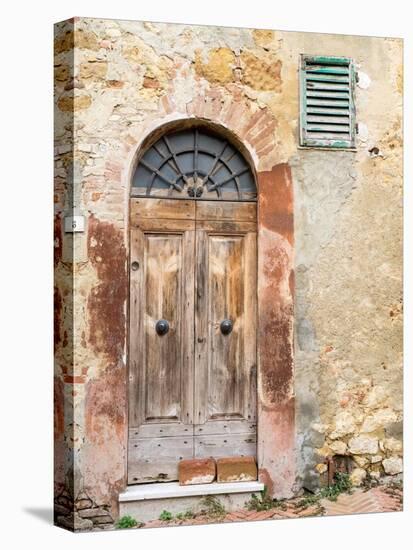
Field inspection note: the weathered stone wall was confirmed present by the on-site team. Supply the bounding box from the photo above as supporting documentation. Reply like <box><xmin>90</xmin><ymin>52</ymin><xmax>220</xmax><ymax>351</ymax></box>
<box><xmin>290</xmin><ymin>35</ymin><xmax>403</xmax><ymax>490</ymax></box>
<box><xmin>54</xmin><ymin>17</ymin><xmax>402</xmax><ymax>527</ymax></box>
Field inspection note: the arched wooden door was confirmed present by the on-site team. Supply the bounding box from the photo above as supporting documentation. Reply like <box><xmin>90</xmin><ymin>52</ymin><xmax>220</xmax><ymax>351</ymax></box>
<box><xmin>128</xmin><ymin>127</ymin><xmax>257</xmax><ymax>484</ymax></box>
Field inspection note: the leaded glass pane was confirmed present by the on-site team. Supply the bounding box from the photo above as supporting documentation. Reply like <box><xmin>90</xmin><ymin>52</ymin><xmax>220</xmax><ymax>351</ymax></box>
<box><xmin>132</xmin><ymin>127</ymin><xmax>257</xmax><ymax>201</ymax></box>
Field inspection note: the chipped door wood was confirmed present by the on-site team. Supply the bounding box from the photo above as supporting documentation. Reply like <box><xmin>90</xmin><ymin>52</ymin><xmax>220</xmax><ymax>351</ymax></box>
<box><xmin>194</xmin><ymin>201</ymin><xmax>257</xmax><ymax>457</ymax></box>
<box><xmin>128</xmin><ymin>436</ymin><xmax>193</xmax><ymax>484</ymax></box>
<box><xmin>128</xmin><ymin>199</ymin><xmax>195</xmax><ymax>483</ymax></box>
<box><xmin>194</xmin><ymin>433</ymin><xmax>257</xmax><ymax>459</ymax></box>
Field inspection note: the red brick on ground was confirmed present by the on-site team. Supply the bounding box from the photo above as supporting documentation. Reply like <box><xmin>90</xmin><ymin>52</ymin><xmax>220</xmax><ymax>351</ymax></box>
<box><xmin>178</xmin><ymin>458</ymin><xmax>216</xmax><ymax>485</ymax></box>
<box><xmin>273</xmin><ymin>509</ymin><xmax>298</xmax><ymax>519</ymax></box>
<box><xmin>246</xmin><ymin>510</ymin><xmax>277</xmax><ymax>521</ymax></box>
<box><xmin>216</xmin><ymin>456</ymin><xmax>257</xmax><ymax>482</ymax></box>
<box><xmin>141</xmin><ymin>485</ymin><xmax>402</xmax><ymax>529</ymax></box>
<box><xmin>369</xmin><ymin>487</ymin><xmax>403</xmax><ymax>512</ymax></box>
<box><xmin>226</xmin><ymin>510</ymin><xmax>248</xmax><ymax>520</ymax></box>
<box><xmin>321</xmin><ymin>487</ymin><xmax>403</xmax><ymax>516</ymax></box>
<box><xmin>296</xmin><ymin>505</ymin><xmax>321</xmax><ymax>517</ymax></box>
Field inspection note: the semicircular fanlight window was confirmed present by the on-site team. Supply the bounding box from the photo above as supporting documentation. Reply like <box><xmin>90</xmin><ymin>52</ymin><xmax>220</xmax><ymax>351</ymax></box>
<box><xmin>132</xmin><ymin>127</ymin><xmax>257</xmax><ymax>201</ymax></box>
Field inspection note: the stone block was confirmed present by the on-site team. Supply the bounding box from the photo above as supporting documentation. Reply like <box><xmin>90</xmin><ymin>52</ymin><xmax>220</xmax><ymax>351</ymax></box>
<box><xmin>348</xmin><ymin>435</ymin><xmax>378</xmax><ymax>455</ymax></box>
<box><xmin>329</xmin><ymin>440</ymin><xmax>347</xmax><ymax>455</ymax></box>
<box><xmin>330</xmin><ymin>411</ymin><xmax>357</xmax><ymax>439</ymax></box>
<box><xmin>361</xmin><ymin>409</ymin><xmax>397</xmax><ymax>433</ymax></box>
<box><xmin>57</xmin><ymin>513</ymin><xmax>93</xmax><ymax>531</ymax></box>
<box><xmin>216</xmin><ymin>456</ymin><xmax>257</xmax><ymax>483</ymax></box>
<box><xmin>385</xmin><ymin>421</ymin><xmax>403</xmax><ymax>439</ymax></box>
<box><xmin>384</xmin><ymin>437</ymin><xmax>403</xmax><ymax>454</ymax></box>
<box><xmin>78</xmin><ymin>507</ymin><xmax>111</xmax><ymax>519</ymax></box>
<box><xmin>178</xmin><ymin>458</ymin><xmax>216</xmax><ymax>485</ymax></box>
<box><xmin>92</xmin><ymin>515</ymin><xmax>114</xmax><ymax>525</ymax></box>
<box><xmin>382</xmin><ymin>457</ymin><xmax>403</xmax><ymax>475</ymax></box>
<box><xmin>75</xmin><ymin>497</ymin><xmax>93</xmax><ymax>510</ymax></box>
<box><xmin>350</xmin><ymin>467</ymin><xmax>367</xmax><ymax>487</ymax></box>
<box><xmin>54</xmin><ymin>503</ymin><xmax>71</xmax><ymax>517</ymax></box>
<box><xmin>315</xmin><ymin>463</ymin><xmax>327</xmax><ymax>474</ymax></box>
<box><xmin>353</xmin><ymin>455</ymin><xmax>370</xmax><ymax>468</ymax></box>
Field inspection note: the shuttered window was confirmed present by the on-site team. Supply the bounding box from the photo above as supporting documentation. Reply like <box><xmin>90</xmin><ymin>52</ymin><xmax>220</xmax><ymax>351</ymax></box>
<box><xmin>300</xmin><ymin>55</ymin><xmax>356</xmax><ymax>149</ymax></box>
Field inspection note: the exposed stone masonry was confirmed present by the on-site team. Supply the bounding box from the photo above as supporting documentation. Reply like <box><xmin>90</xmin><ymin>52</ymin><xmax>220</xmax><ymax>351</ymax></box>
<box><xmin>55</xmin><ymin>488</ymin><xmax>114</xmax><ymax>531</ymax></box>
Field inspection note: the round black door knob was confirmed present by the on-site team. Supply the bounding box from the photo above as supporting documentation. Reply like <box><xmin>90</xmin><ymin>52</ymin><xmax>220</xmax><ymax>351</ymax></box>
<box><xmin>155</xmin><ymin>319</ymin><xmax>169</xmax><ymax>336</ymax></box>
<box><xmin>220</xmin><ymin>319</ymin><xmax>233</xmax><ymax>335</ymax></box>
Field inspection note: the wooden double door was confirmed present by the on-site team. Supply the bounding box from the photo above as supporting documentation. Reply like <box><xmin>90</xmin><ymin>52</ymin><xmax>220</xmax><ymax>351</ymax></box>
<box><xmin>128</xmin><ymin>198</ymin><xmax>257</xmax><ymax>484</ymax></box>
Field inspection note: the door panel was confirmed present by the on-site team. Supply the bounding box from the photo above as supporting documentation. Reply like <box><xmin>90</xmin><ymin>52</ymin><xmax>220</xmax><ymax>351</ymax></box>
<box><xmin>128</xmin><ymin>436</ymin><xmax>193</xmax><ymax>484</ymax></box>
<box><xmin>130</xmin><ymin>198</ymin><xmax>196</xmax><ymax>222</ymax></box>
<box><xmin>196</xmin><ymin>220</ymin><xmax>257</xmax><ymax>232</ymax></box>
<box><xmin>207</xmin><ymin>233</ymin><xmax>244</xmax><ymax>418</ymax></box>
<box><xmin>196</xmin><ymin>201</ymin><xmax>257</xmax><ymax>222</ymax></box>
<box><xmin>194</xmin><ymin>202</ymin><xmax>257</xmax><ymax>454</ymax></box>
<box><xmin>194</xmin><ymin>433</ymin><xmax>257</xmax><ymax>459</ymax></box>
<box><xmin>128</xmin><ymin>199</ymin><xmax>195</xmax><ymax>483</ymax></box>
<box><xmin>144</xmin><ymin>233</ymin><xmax>184</xmax><ymax>421</ymax></box>
<box><xmin>194</xmin><ymin>419</ymin><xmax>256</xmax><ymax>436</ymax></box>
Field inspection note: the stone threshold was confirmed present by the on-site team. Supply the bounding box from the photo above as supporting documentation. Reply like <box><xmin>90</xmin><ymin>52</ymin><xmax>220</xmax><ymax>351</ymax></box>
<box><xmin>119</xmin><ymin>480</ymin><xmax>264</xmax><ymax>502</ymax></box>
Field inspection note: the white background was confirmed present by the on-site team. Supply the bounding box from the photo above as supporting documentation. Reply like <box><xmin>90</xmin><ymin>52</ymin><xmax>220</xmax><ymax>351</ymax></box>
<box><xmin>0</xmin><ymin>1</ymin><xmax>410</xmax><ymax>548</ymax></box>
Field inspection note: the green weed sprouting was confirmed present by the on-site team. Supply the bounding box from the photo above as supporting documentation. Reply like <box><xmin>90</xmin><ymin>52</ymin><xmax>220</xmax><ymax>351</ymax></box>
<box><xmin>297</xmin><ymin>472</ymin><xmax>352</xmax><ymax>507</ymax></box>
<box><xmin>245</xmin><ymin>486</ymin><xmax>286</xmax><ymax>511</ymax></box>
<box><xmin>115</xmin><ymin>515</ymin><xmax>139</xmax><ymax>529</ymax></box>
<box><xmin>200</xmin><ymin>495</ymin><xmax>226</xmax><ymax>517</ymax></box>
<box><xmin>159</xmin><ymin>510</ymin><xmax>173</xmax><ymax>521</ymax></box>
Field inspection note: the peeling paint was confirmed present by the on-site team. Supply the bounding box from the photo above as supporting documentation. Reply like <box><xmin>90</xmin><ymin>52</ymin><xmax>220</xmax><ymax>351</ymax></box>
<box><xmin>54</xmin><ymin>287</ymin><xmax>62</xmax><ymax>352</ymax></box>
<box><xmin>194</xmin><ymin>47</ymin><xmax>236</xmax><ymax>85</ymax></box>
<box><xmin>83</xmin><ymin>364</ymin><xmax>127</xmax><ymax>512</ymax></box>
<box><xmin>241</xmin><ymin>52</ymin><xmax>282</xmax><ymax>92</ymax></box>
<box><xmin>87</xmin><ymin>216</ymin><xmax>127</xmax><ymax>365</ymax></box>
<box><xmin>256</xmin><ymin>164</ymin><xmax>295</xmax><ymax>495</ymax></box>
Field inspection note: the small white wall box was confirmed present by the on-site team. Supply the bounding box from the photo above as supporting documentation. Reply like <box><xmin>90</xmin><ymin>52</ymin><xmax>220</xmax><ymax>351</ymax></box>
<box><xmin>64</xmin><ymin>215</ymin><xmax>85</xmax><ymax>233</ymax></box>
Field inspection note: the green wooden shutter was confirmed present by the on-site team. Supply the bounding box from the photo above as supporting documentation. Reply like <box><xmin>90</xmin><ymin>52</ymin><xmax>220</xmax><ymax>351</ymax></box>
<box><xmin>300</xmin><ymin>55</ymin><xmax>356</xmax><ymax>149</ymax></box>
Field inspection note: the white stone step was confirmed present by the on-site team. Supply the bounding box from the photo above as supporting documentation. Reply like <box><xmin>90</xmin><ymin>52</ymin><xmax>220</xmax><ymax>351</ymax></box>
<box><xmin>119</xmin><ymin>480</ymin><xmax>264</xmax><ymax>501</ymax></box>
<box><xmin>118</xmin><ymin>481</ymin><xmax>265</xmax><ymax>522</ymax></box>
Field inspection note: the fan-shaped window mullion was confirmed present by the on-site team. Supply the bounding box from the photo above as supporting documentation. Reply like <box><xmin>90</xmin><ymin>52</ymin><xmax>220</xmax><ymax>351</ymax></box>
<box><xmin>194</xmin><ymin>129</ymin><xmax>199</xmax><ymax>181</ymax></box>
<box><xmin>233</xmin><ymin>176</ymin><xmax>241</xmax><ymax>200</ymax></box>
<box><xmin>140</xmin><ymin>158</ymin><xmax>183</xmax><ymax>194</ymax></box>
<box><xmin>208</xmin><ymin>166</ymin><xmax>251</xmax><ymax>192</ymax></box>
<box><xmin>153</xmin><ymin>144</ymin><xmax>181</xmax><ymax>177</ymax></box>
<box><xmin>162</xmin><ymin>136</ymin><xmax>190</xmax><ymax>185</ymax></box>
<box><xmin>200</xmin><ymin>141</ymin><xmax>228</xmax><ymax>185</ymax></box>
